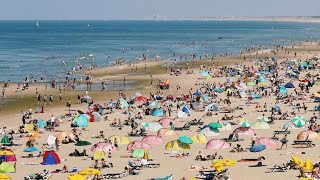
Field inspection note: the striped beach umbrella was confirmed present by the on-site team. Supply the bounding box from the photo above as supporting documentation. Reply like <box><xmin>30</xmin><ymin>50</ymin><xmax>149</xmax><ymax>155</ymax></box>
<box><xmin>292</xmin><ymin>116</ymin><xmax>306</xmax><ymax>127</ymax></box>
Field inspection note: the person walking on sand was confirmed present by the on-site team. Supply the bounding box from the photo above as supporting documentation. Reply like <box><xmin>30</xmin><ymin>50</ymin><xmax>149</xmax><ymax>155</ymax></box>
<box><xmin>66</xmin><ymin>99</ymin><xmax>71</xmax><ymax>110</ymax></box>
<box><xmin>280</xmin><ymin>134</ymin><xmax>288</xmax><ymax>150</ymax></box>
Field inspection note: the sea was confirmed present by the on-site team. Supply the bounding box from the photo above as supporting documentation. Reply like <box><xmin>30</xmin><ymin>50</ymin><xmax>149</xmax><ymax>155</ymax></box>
<box><xmin>1</xmin><ymin>20</ymin><xmax>320</xmax><ymax>82</ymax></box>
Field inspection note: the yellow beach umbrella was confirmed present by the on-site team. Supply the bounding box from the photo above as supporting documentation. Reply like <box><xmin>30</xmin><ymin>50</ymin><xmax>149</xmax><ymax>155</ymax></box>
<box><xmin>68</xmin><ymin>173</ymin><xmax>86</xmax><ymax>180</ymax></box>
<box><xmin>302</xmin><ymin>159</ymin><xmax>313</xmax><ymax>172</ymax></box>
<box><xmin>0</xmin><ymin>150</ymin><xmax>14</xmax><ymax>156</ymax></box>
<box><xmin>79</xmin><ymin>168</ymin><xmax>101</xmax><ymax>175</ymax></box>
<box><xmin>291</xmin><ymin>155</ymin><xmax>304</xmax><ymax>168</ymax></box>
<box><xmin>0</xmin><ymin>174</ymin><xmax>11</xmax><ymax>179</ymax></box>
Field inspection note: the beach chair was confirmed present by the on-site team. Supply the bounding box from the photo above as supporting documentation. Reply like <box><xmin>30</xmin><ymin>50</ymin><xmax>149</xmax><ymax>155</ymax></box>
<box><xmin>128</xmin><ymin>160</ymin><xmax>143</xmax><ymax>170</ymax></box>
<box><xmin>102</xmin><ymin>172</ymin><xmax>127</xmax><ymax>179</ymax></box>
<box><xmin>174</xmin><ymin>123</ymin><xmax>191</xmax><ymax>131</ymax></box>
<box><xmin>223</xmin><ymin>134</ymin><xmax>244</xmax><ymax>142</ymax></box>
<box><xmin>292</xmin><ymin>140</ymin><xmax>315</xmax><ymax>148</ymax></box>
<box><xmin>142</xmin><ymin>163</ymin><xmax>160</xmax><ymax>168</ymax></box>
<box><xmin>271</xmin><ymin>129</ymin><xmax>291</xmax><ymax>140</ymax></box>
<box><xmin>266</xmin><ymin>165</ymin><xmax>290</xmax><ymax>173</ymax></box>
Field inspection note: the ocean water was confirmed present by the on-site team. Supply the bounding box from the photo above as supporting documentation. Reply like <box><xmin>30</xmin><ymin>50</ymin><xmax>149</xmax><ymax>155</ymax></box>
<box><xmin>1</xmin><ymin>20</ymin><xmax>320</xmax><ymax>82</ymax></box>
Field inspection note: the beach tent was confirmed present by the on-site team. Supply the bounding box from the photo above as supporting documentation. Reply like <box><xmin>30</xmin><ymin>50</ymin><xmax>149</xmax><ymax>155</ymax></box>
<box><xmin>68</xmin><ymin>174</ymin><xmax>86</xmax><ymax>180</ymax></box>
<box><xmin>206</xmin><ymin>139</ymin><xmax>230</xmax><ymax>150</ymax></box>
<box><xmin>157</xmin><ymin>128</ymin><xmax>178</xmax><ymax>138</ymax></box>
<box><xmin>297</xmin><ymin>130</ymin><xmax>320</xmax><ymax>140</ymax></box>
<box><xmin>193</xmin><ymin>91</ymin><xmax>201</xmax><ymax>97</ymax></box>
<box><xmin>24</xmin><ymin>147</ymin><xmax>39</xmax><ymax>152</ymax></box>
<box><xmin>27</xmin><ymin>131</ymin><xmax>41</xmax><ymax>138</ymax></box>
<box><xmin>91</xmin><ymin>142</ymin><xmax>118</xmax><ymax>152</ymax></box>
<box><xmin>47</xmin><ymin>135</ymin><xmax>57</xmax><ymax>146</ymax></box>
<box><xmin>200</xmin><ymin>127</ymin><xmax>220</xmax><ymax>137</ymax></box>
<box><xmin>93</xmin><ymin>150</ymin><xmax>105</xmax><ymax>160</ymax></box>
<box><xmin>142</xmin><ymin>135</ymin><xmax>164</xmax><ymax>145</ymax></box>
<box><xmin>42</xmin><ymin>151</ymin><xmax>61</xmax><ymax>165</ymax></box>
<box><xmin>279</xmin><ymin>86</ymin><xmax>288</xmax><ymax>94</ymax></box>
<box><xmin>233</xmin><ymin>127</ymin><xmax>255</xmax><ymax>136</ymax></box>
<box><xmin>0</xmin><ymin>135</ymin><xmax>10</xmax><ymax>146</ymax></box>
<box><xmin>108</xmin><ymin>135</ymin><xmax>130</xmax><ymax>145</ymax></box>
<box><xmin>240</xmin><ymin>121</ymin><xmax>251</xmax><ymax>128</ymax></box>
<box><xmin>201</xmin><ymin>95</ymin><xmax>209</xmax><ymax>102</ymax></box>
<box><xmin>152</xmin><ymin>109</ymin><xmax>164</xmax><ymax>117</ymax></box>
<box><xmin>73</xmin><ymin>114</ymin><xmax>89</xmax><ymax>128</ymax></box>
<box><xmin>191</xmin><ymin>134</ymin><xmax>207</xmax><ymax>144</ymax></box>
<box><xmin>177</xmin><ymin>111</ymin><xmax>188</xmax><ymax>119</ymax></box>
<box><xmin>251</xmin><ymin>122</ymin><xmax>270</xmax><ymax>130</ymax></box>
<box><xmin>142</xmin><ymin>122</ymin><xmax>163</xmax><ymax>132</ymax></box>
<box><xmin>255</xmin><ymin>138</ymin><xmax>278</xmax><ymax>149</ymax></box>
<box><xmin>0</xmin><ymin>163</ymin><xmax>15</xmax><ymax>173</ymax></box>
<box><xmin>192</xmin><ymin>102</ymin><xmax>202</xmax><ymax>110</ymax></box>
<box><xmin>0</xmin><ymin>149</ymin><xmax>16</xmax><ymax>162</ymax></box>
<box><xmin>165</xmin><ymin>140</ymin><xmax>190</xmax><ymax>151</ymax></box>
<box><xmin>37</xmin><ymin>119</ymin><xmax>46</xmax><ymax>128</ymax></box>
<box><xmin>148</xmin><ymin>101</ymin><xmax>160</xmax><ymax>109</ymax></box>
<box><xmin>284</xmin><ymin>82</ymin><xmax>295</xmax><ymax>88</ymax></box>
<box><xmin>205</xmin><ymin>103</ymin><xmax>220</xmax><ymax>112</ymax></box>
<box><xmin>181</xmin><ymin>106</ymin><xmax>191</xmax><ymax>114</ymax></box>
<box><xmin>127</xmin><ymin>141</ymin><xmax>152</xmax><ymax>151</ymax></box>
<box><xmin>132</xmin><ymin>149</ymin><xmax>149</xmax><ymax>159</ymax></box>
<box><xmin>213</xmin><ymin>88</ymin><xmax>223</xmax><ymax>93</ymax></box>
<box><xmin>117</xmin><ymin>98</ymin><xmax>129</xmax><ymax>109</ymax></box>
<box><xmin>158</xmin><ymin>118</ymin><xmax>176</xmax><ymax>128</ymax></box>
<box><xmin>88</xmin><ymin>112</ymin><xmax>102</xmax><ymax>122</ymax></box>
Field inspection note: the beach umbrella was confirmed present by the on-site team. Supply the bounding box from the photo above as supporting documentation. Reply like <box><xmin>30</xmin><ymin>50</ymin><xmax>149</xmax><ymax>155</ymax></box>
<box><xmin>191</xmin><ymin>134</ymin><xmax>207</xmax><ymax>144</ymax></box>
<box><xmin>213</xmin><ymin>88</ymin><xmax>223</xmax><ymax>93</ymax></box>
<box><xmin>302</xmin><ymin>159</ymin><xmax>314</xmax><ymax>172</ymax></box>
<box><xmin>79</xmin><ymin>168</ymin><xmax>101</xmax><ymax>175</ymax></box>
<box><xmin>36</xmin><ymin>119</ymin><xmax>46</xmax><ymax>128</ymax></box>
<box><xmin>246</xmin><ymin>81</ymin><xmax>256</xmax><ymax>86</ymax></box>
<box><xmin>142</xmin><ymin>135</ymin><xmax>164</xmax><ymax>145</ymax></box>
<box><xmin>206</xmin><ymin>139</ymin><xmax>230</xmax><ymax>150</ymax></box>
<box><xmin>24</xmin><ymin>147</ymin><xmax>39</xmax><ymax>152</ymax></box>
<box><xmin>83</xmin><ymin>95</ymin><xmax>92</xmax><ymax>101</ymax></box>
<box><xmin>148</xmin><ymin>101</ymin><xmax>160</xmax><ymax>109</ymax></box>
<box><xmin>0</xmin><ymin>150</ymin><xmax>14</xmax><ymax>156</ymax></box>
<box><xmin>297</xmin><ymin>130</ymin><xmax>320</xmax><ymax>140</ymax></box>
<box><xmin>255</xmin><ymin>138</ymin><xmax>277</xmax><ymax>149</ymax></box>
<box><xmin>240</xmin><ymin>121</ymin><xmax>251</xmax><ymax>128</ymax></box>
<box><xmin>91</xmin><ymin>142</ymin><xmax>118</xmax><ymax>152</ymax></box>
<box><xmin>75</xmin><ymin>141</ymin><xmax>92</xmax><ymax>146</ymax></box>
<box><xmin>252</xmin><ymin>122</ymin><xmax>270</xmax><ymax>130</ymax></box>
<box><xmin>68</xmin><ymin>174</ymin><xmax>86</xmax><ymax>180</ymax></box>
<box><xmin>201</xmin><ymin>95</ymin><xmax>209</xmax><ymax>102</ymax></box>
<box><xmin>200</xmin><ymin>127</ymin><xmax>220</xmax><ymax>137</ymax></box>
<box><xmin>0</xmin><ymin>174</ymin><xmax>11</xmax><ymax>179</ymax></box>
<box><xmin>250</xmin><ymin>144</ymin><xmax>266</xmax><ymax>153</ymax></box>
<box><xmin>284</xmin><ymin>82</ymin><xmax>295</xmax><ymax>88</ymax></box>
<box><xmin>233</xmin><ymin>127</ymin><xmax>255</xmax><ymax>136</ymax></box>
<box><xmin>131</xmin><ymin>92</ymin><xmax>142</xmax><ymax>99</ymax></box>
<box><xmin>258</xmin><ymin>116</ymin><xmax>268</xmax><ymax>122</ymax></box>
<box><xmin>157</xmin><ymin>128</ymin><xmax>178</xmax><ymax>138</ymax></box>
<box><xmin>73</xmin><ymin>114</ymin><xmax>89</xmax><ymax>128</ymax></box>
<box><xmin>292</xmin><ymin>116</ymin><xmax>306</xmax><ymax>127</ymax></box>
<box><xmin>282</xmin><ymin>121</ymin><xmax>297</xmax><ymax>129</ymax></box>
<box><xmin>152</xmin><ymin>109</ymin><xmax>164</xmax><ymax>116</ymax></box>
<box><xmin>178</xmin><ymin>136</ymin><xmax>193</xmax><ymax>144</ymax></box>
<box><xmin>208</xmin><ymin>122</ymin><xmax>222</xmax><ymax>129</ymax></box>
<box><xmin>205</xmin><ymin>103</ymin><xmax>219</xmax><ymax>112</ymax></box>
<box><xmin>181</xmin><ymin>106</ymin><xmax>191</xmax><ymax>114</ymax></box>
<box><xmin>292</xmin><ymin>156</ymin><xmax>304</xmax><ymax>168</ymax></box>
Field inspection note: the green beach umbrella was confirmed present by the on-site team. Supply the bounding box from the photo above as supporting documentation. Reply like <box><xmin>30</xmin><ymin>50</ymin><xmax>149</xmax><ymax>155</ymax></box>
<box><xmin>246</xmin><ymin>81</ymin><xmax>256</xmax><ymax>86</ymax></box>
<box><xmin>208</xmin><ymin>122</ymin><xmax>222</xmax><ymax>129</ymax></box>
<box><xmin>178</xmin><ymin>136</ymin><xmax>193</xmax><ymax>144</ymax></box>
<box><xmin>148</xmin><ymin>101</ymin><xmax>160</xmax><ymax>109</ymax></box>
<box><xmin>258</xmin><ymin>116</ymin><xmax>268</xmax><ymax>122</ymax></box>
<box><xmin>240</xmin><ymin>121</ymin><xmax>251</xmax><ymax>128</ymax></box>
<box><xmin>75</xmin><ymin>141</ymin><xmax>92</xmax><ymax>146</ymax></box>
<box><xmin>292</xmin><ymin>116</ymin><xmax>306</xmax><ymax>127</ymax></box>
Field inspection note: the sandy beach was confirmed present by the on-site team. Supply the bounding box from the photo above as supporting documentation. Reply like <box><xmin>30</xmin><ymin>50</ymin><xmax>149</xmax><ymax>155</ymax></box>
<box><xmin>0</xmin><ymin>41</ymin><xmax>320</xmax><ymax>180</ymax></box>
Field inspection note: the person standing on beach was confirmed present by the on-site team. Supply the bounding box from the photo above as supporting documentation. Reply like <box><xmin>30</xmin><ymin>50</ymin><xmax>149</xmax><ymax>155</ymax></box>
<box><xmin>49</xmin><ymin>95</ymin><xmax>53</xmax><ymax>105</ymax></box>
<box><xmin>66</xmin><ymin>99</ymin><xmax>71</xmax><ymax>110</ymax></box>
<box><xmin>43</xmin><ymin>95</ymin><xmax>47</xmax><ymax>106</ymax></box>
<box><xmin>37</xmin><ymin>94</ymin><xmax>41</xmax><ymax>105</ymax></box>
<box><xmin>2</xmin><ymin>88</ymin><xmax>5</xmax><ymax>98</ymax></box>
<box><xmin>59</xmin><ymin>92</ymin><xmax>62</xmax><ymax>102</ymax></box>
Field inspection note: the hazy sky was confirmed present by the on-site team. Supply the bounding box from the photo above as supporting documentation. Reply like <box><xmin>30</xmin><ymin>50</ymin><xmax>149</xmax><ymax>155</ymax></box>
<box><xmin>0</xmin><ymin>0</ymin><xmax>319</xmax><ymax>20</ymax></box>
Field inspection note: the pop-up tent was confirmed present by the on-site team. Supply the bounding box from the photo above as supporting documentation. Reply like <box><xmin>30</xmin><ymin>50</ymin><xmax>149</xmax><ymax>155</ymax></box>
<box><xmin>0</xmin><ymin>162</ymin><xmax>15</xmax><ymax>173</ymax></box>
<box><xmin>42</xmin><ymin>151</ymin><xmax>60</xmax><ymax>165</ymax></box>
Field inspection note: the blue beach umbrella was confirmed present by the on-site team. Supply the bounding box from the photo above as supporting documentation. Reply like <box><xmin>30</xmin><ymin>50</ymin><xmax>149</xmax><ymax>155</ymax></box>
<box><xmin>24</xmin><ymin>147</ymin><xmax>39</xmax><ymax>152</ymax></box>
<box><xmin>279</xmin><ymin>86</ymin><xmax>288</xmax><ymax>94</ymax></box>
<box><xmin>250</xmin><ymin>144</ymin><xmax>266</xmax><ymax>153</ymax></box>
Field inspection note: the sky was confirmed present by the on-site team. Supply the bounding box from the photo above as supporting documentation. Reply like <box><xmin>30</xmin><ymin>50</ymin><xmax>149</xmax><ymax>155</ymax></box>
<box><xmin>0</xmin><ymin>0</ymin><xmax>320</xmax><ymax>20</ymax></box>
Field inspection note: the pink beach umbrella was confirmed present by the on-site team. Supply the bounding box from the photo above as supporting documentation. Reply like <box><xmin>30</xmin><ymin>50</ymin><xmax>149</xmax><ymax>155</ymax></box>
<box><xmin>127</xmin><ymin>141</ymin><xmax>152</xmax><ymax>151</ymax></box>
<box><xmin>91</xmin><ymin>142</ymin><xmax>118</xmax><ymax>152</ymax></box>
<box><xmin>158</xmin><ymin>118</ymin><xmax>176</xmax><ymax>127</ymax></box>
<box><xmin>255</xmin><ymin>137</ymin><xmax>278</xmax><ymax>149</ymax></box>
<box><xmin>233</xmin><ymin>127</ymin><xmax>256</xmax><ymax>136</ymax></box>
<box><xmin>206</xmin><ymin>139</ymin><xmax>231</xmax><ymax>150</ymax></box>
<box><xmin>142</xmin><ymin>135</ymin><xmax>164</xmax><ymax>145</ymax></box>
